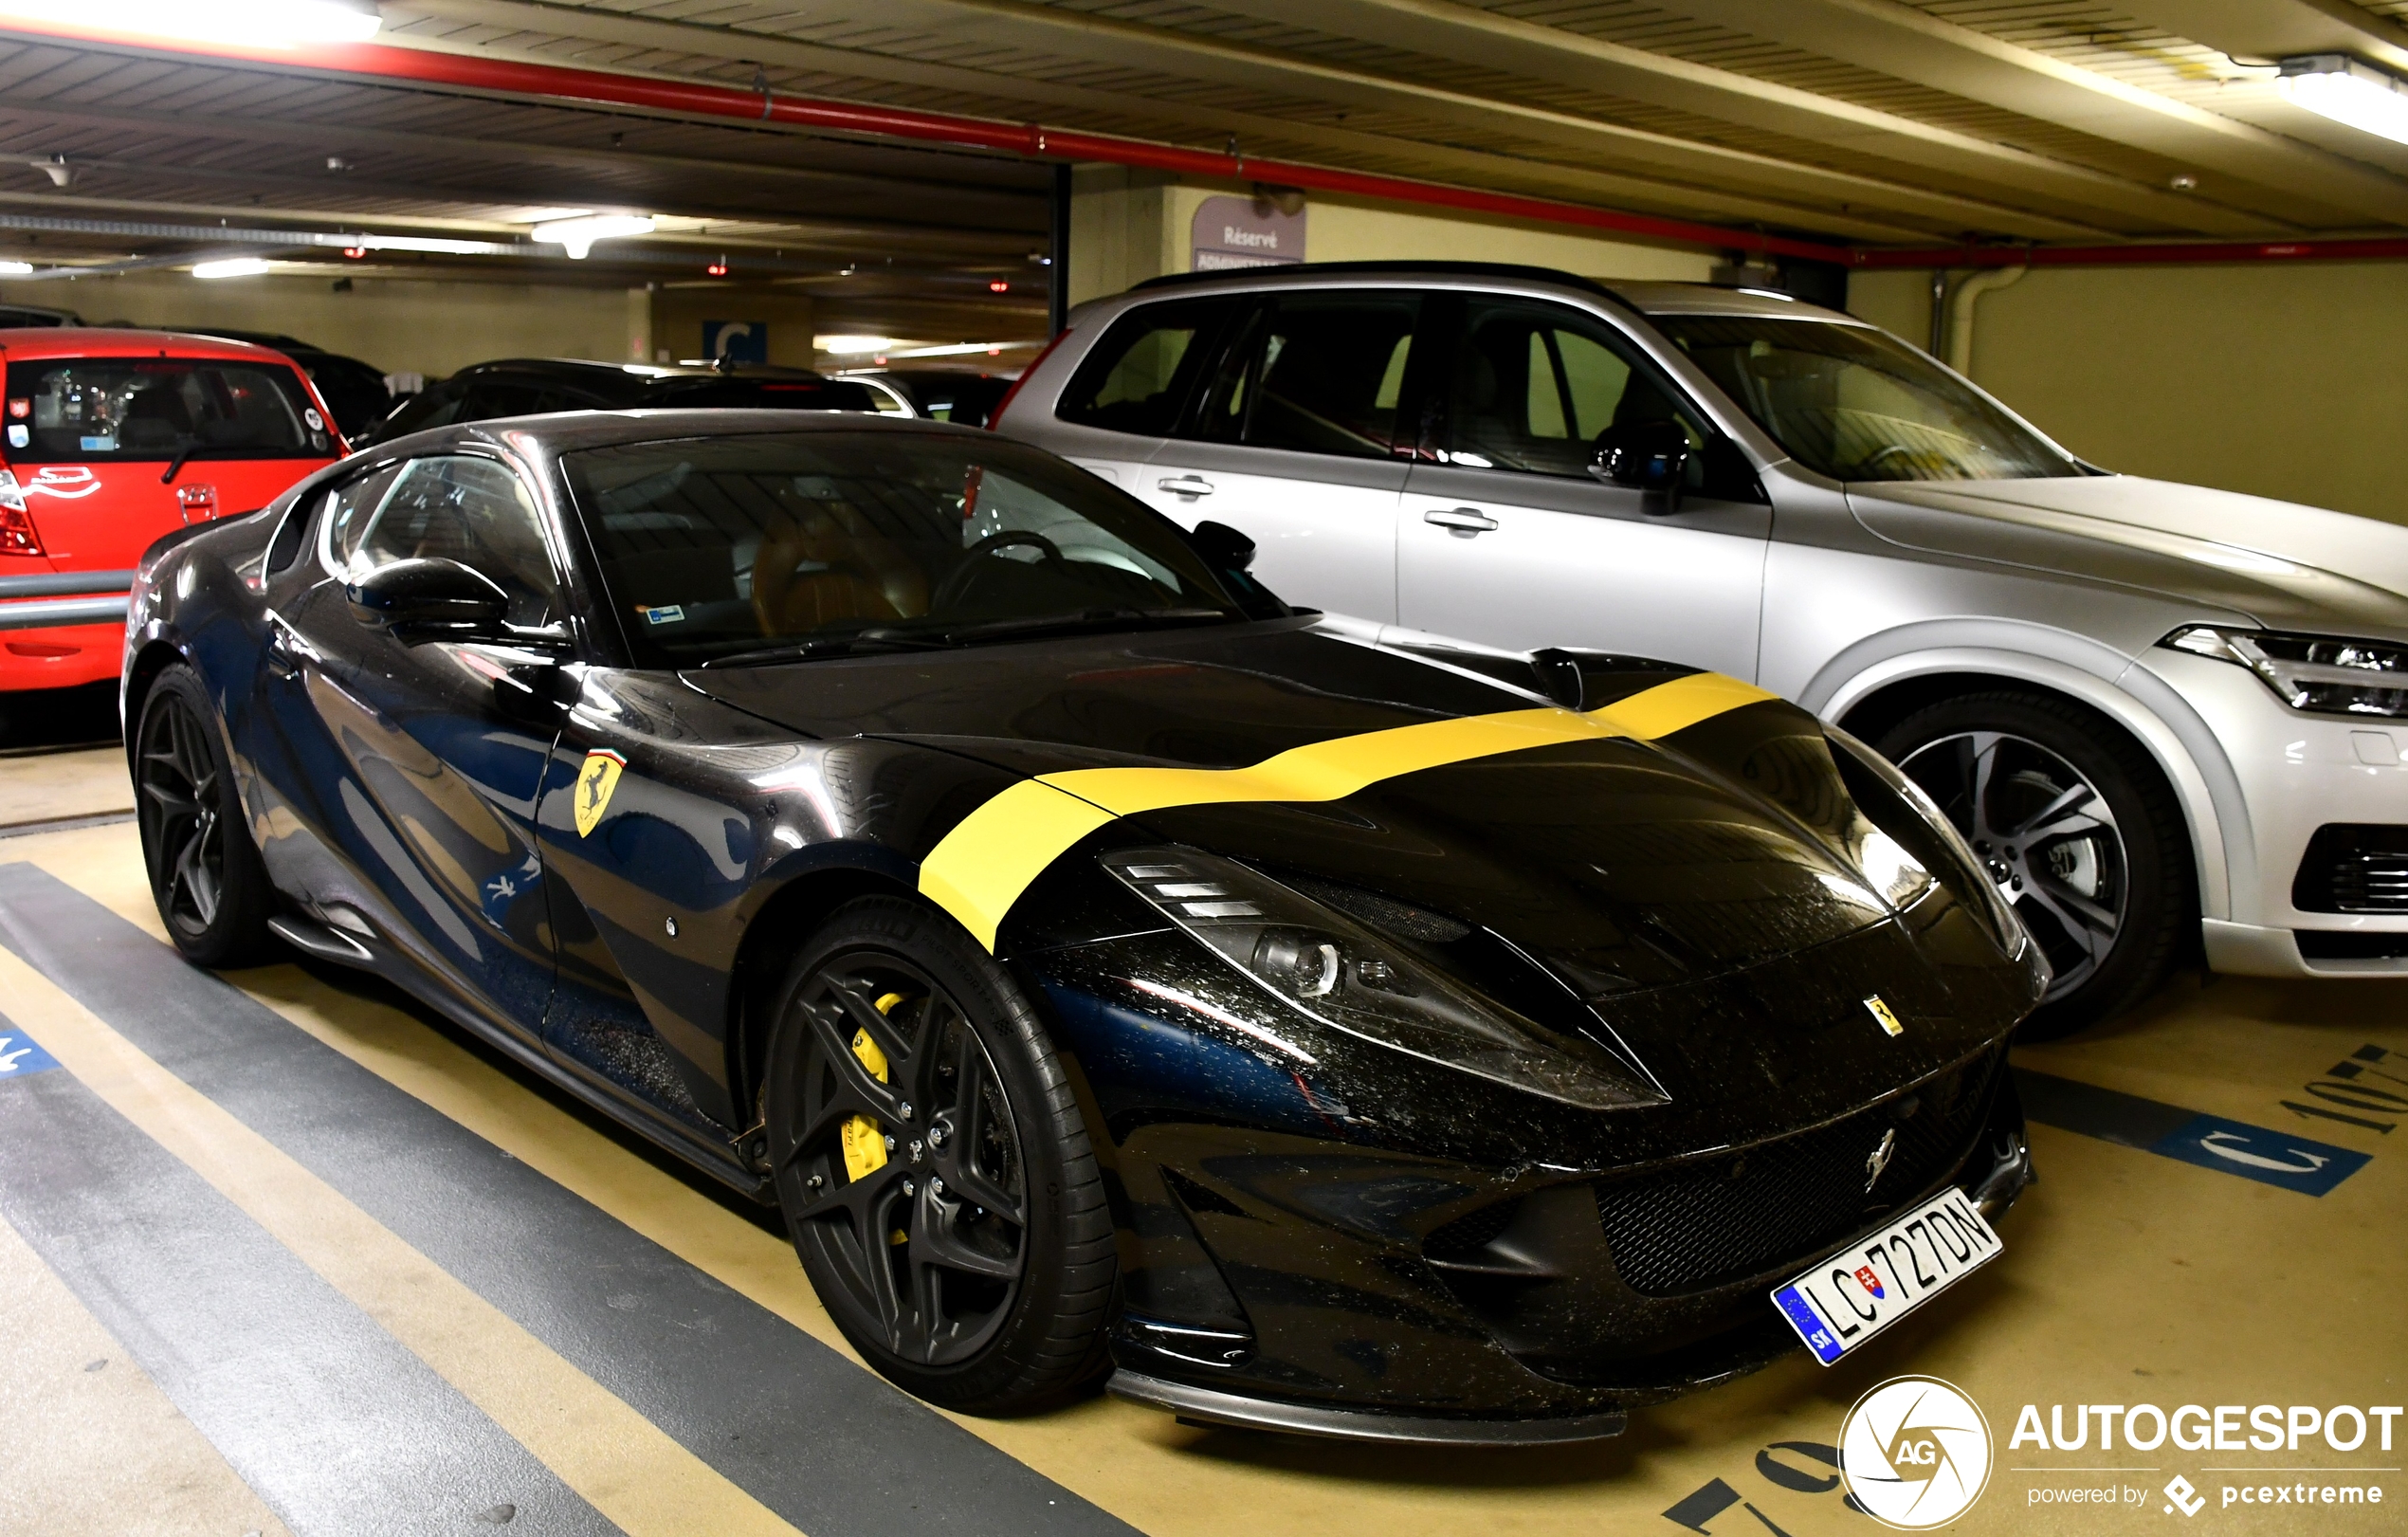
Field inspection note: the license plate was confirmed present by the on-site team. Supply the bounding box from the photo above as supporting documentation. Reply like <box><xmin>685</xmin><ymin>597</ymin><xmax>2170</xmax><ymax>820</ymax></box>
<box><xmin>1770</xmin><ymin>1187</ymin><xmax>2001</xmax><ymax>1364</ymax></box>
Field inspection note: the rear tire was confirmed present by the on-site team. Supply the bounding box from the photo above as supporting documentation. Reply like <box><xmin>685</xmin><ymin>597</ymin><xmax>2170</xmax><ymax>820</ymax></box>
<box><xmin>1876</xmin><ymin>689</ymin><xmax>2190</xmax><ymax>1039</ymax></box>
<box><xmin>761</xmin><ymin>896</ymin><xmax>1116</xmax><ymax>1413</ymax></box>
<box><xmin>134</xmin><ymin>664</ymin><xmax>274</xmax><ymax>967</ymax></box>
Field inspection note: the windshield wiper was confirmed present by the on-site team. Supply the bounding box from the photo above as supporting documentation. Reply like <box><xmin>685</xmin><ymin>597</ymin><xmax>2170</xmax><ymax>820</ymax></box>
<box><xmin>912</xmin><ymin>607</ymin><xmax>1235</xmax><ymax>647</ymax></box>
<box><xmin>160</xmin><ymin>441</ymin><xmax>258</xmax><ymax>485</ymax></box>
<box><xmin>698</xmin><ymin>631</ymin><xmax>946</xmax><ymax>668</ymax></box>
<box><xmin>697</xmin><ymin>607</ymin><xmax>1236</xmax><ymax>668</ymax></box>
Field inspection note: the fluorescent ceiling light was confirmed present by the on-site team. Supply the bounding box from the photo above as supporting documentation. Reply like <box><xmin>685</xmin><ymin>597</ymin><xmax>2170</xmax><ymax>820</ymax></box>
<box><xmin>887</xmin><ymin>340</ymin><xmax>1040</xmax><ymax>358</ymax></box>
<box><xmin>192</xmin><ymin>258</ymin><xmax>272</xmax><ymax>280</ymax></box>
<box><xmin>0</xmin><ymin>0</ymin><xmax>381</xmax><ymax>46</ymax></box>
<box><xmin>814</xmin><ymin>335</ymin><xmax>898</xmax><ymax>355</ymax></box>
<box><xmin>349</xmin><ymin>234</ymin><xmax>518</xmax><ymax>256</ymax></box>
<box><xmin>0</xmin><ymin>260</ymin><xmax>32</xmax><ymax>276</ymax></box>
<box><xmin>533</xmin><ymin>214</ymin><xmax>656</xmax><ymax>260</ymax></box>
<box><xmin>2280</xmin><ymin>54</ymin><xmax>2408</xmax><ymax>147</ymax></box>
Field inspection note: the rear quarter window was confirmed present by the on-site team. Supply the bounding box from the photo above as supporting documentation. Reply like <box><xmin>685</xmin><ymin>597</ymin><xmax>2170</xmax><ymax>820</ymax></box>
<box><xmin>1054</xmin><ymin>298</ymin><xmax>1240</xmax><ymax>438</ymax></box>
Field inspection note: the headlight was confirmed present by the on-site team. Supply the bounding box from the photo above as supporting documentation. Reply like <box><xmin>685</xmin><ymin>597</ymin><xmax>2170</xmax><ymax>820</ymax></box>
<box><xmin>2164</xmin><ymin>625</ymin><xmax>2408</xmax><ymax>719</ymax></box>
<box><xmin>1104</xmin><ymin>848</ymin><xmax>1665</xmax><ymax>1110</ymax></box>
<box><xmin>1827</xmin><ymin>729</ymin><xmax>2032</xmax><ymax>960</ymax></box>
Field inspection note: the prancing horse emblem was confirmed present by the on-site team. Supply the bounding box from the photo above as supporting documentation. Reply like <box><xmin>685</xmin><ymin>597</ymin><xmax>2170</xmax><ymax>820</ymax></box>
<box><xmin>1865</xmin><ymin>1127</ymin><xmax>1897</xmax><ymax>1192</ymax></box>
<box><xmin>574</xmin><ymin>748</ymin><xmax>628</xmax><ymax>838</ymax></box>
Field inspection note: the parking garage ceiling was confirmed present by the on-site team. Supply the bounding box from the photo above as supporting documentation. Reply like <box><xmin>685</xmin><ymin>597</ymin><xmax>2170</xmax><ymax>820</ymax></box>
<box><xmin>3</xmin><ymin>0</ymin><xmax>2408</xmax><ymax>317</ymax></box>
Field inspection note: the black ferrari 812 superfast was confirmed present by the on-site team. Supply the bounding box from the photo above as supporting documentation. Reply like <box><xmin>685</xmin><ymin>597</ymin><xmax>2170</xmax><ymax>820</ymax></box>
<box><xmin>122</xmin><ymin>411</ymin><xmax>2042</xmax><ymax>1443</ymax></box>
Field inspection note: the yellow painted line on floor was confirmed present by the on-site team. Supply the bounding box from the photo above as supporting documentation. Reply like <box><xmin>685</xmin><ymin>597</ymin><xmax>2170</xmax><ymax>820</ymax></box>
<box><xmin>0</xmin><ymin>941</ymin><xmax>806</xmax><ymax>1537</ymax></box>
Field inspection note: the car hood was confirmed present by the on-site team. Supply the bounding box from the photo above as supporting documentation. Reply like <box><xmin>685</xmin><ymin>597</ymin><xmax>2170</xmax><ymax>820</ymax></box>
<box><xmin>686</xmin><ymin>618</ymin><xmax>2030</xmax><ymax>1109</ymax></box>
<box><xmin>1850</xmin><ymin>474</ymin><xmax>2408</xmax><ymax>639</ymax></box>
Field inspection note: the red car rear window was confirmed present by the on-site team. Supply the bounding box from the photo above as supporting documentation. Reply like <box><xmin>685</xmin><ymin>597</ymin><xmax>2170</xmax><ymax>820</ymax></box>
<box><xmin>5</xmin><ymin>357</ymin><xmax>335</xmax><ymax>463</ymax></box>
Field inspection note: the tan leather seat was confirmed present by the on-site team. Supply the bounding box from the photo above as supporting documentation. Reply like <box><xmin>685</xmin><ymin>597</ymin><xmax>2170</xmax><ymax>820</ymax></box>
<box><xmin>751</xmin><ymin>504</ymin><xmax>930</xmax><ymax>635</ymax></box>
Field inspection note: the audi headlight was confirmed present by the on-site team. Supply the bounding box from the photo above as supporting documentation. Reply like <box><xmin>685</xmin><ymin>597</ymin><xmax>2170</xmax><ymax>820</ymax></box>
<box><xmin>2165</xmin><ymin>626</ymin><xmax>2408</xmax><ymax>719</ymax></box>
<box><xmin>1104</xmin><ymin>848</ymin><xmax>1664</xmax><ymax>1110</ymax></box>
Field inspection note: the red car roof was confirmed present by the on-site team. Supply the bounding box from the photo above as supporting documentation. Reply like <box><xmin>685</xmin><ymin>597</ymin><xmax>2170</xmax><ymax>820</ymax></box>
<box><xmin>0</xmin><ymin>327</ymin><xmax>304</xmax><ymax>364</ymax></box>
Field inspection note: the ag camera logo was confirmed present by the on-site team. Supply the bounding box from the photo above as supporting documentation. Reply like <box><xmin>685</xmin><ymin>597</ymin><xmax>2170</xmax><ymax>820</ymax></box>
<box><xmin>1839</xmin><ymin>1375</ymin><xmax>1994</xmax><ymax>1529</ymax></box>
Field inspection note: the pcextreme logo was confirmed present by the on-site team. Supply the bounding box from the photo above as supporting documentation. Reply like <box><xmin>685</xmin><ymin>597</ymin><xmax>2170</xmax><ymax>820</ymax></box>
<box><xmin>1839</xmin><ymin>1376</ymin><xmax>1995</xmax><ymax>1529</ymax></box>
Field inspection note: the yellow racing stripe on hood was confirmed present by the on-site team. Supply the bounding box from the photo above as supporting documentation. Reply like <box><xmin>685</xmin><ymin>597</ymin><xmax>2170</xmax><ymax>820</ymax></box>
<box><xmin>919</xmin><ymin>670</ymin><xmax>1775</xmax><ymax>951</ymax></box>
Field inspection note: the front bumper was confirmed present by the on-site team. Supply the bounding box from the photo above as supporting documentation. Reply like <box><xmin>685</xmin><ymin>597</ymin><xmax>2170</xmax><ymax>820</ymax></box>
<box><xmin>1095</xmin><ymin>1052</ymin><xmax>2033</xmax><ymax>1443</ymax></box>
<box><xmin>2143</xmin><ymin>650</ymin><xmax>2408</xmax><ymax>976</ymax></box>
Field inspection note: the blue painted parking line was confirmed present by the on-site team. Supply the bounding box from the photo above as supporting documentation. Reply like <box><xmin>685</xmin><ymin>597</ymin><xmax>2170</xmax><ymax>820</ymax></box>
<box><xmin>2016</xmin><ymin>1070</ymin><xmax>2371</xmax><ymax>1196</ymax></box>
<box><xmin>0</xmin><ymin>1015</ymin><xmax>61</xmax><ymax>1080</ymax></box>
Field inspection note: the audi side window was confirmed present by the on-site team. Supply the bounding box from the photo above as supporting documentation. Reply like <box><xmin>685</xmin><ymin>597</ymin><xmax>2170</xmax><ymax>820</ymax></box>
<box><xmin>1055</xmin><ymin>298</ymin><xmax>1239</xmax><ymax>437</ymax></box>
<box><xmin>1195</xmin><ymin>292</ymin><xmax>1421</xmax><ymax>459</ymax></box>
<box><xmin>1444</xmin><ymin>299</ymin><xmax>1710</xmax><ymax>483</ymax></box>
<box><xmin>337</xmin><ymin>455</ymin><xmax>560</xmax><ymax>628</ymax></box>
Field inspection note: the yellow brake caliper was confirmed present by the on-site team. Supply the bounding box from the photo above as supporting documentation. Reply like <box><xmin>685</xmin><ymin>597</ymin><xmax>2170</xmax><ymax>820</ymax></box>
<box><xmin>836</xmin><ymin>991</ymin><xmax>913</xmax><ymax>1247</ymax></box>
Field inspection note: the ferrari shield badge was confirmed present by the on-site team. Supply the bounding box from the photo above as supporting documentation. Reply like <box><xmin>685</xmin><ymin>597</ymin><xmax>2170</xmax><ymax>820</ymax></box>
<box><xmin>574</xmin><ymin>749</ymin><xmax>627</xmax><ymax>838</ymax></box>
<box><xmin>1864</xmin><ymin>994</ymin><xmax>1905</xmax><ymax>1036</ymax></box>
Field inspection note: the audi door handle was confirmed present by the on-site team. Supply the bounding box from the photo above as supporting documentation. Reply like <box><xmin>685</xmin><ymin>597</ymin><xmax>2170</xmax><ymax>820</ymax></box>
<box><xmin>1157</xmin><ymin>475</ymin><xmax>1215</xmax><ymax>498</ymax></box>
<box><xmin>1424</xmin><ymin>507</ymin><xmax>1499</xmax><ymax>535</ymax></box>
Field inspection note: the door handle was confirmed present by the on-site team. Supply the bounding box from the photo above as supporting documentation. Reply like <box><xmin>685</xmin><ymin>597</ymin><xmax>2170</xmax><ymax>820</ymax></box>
<box><xmin>265</xmin><ymin>617</ymin><xmax>304</xmax><ymax>679</ymax></box>
<box><xmin>1157</xmin><ymin>475</ymin><xmax>1215</xmax><ymax>498</ymax></box>
<box><xmin>1423</xmin><ymin>507</ymin><xmax>1499</xmax><ymax>535</ymax></box>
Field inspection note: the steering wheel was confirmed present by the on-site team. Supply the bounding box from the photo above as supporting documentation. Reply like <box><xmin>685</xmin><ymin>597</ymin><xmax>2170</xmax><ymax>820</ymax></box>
<box><xmin>930</xmin><ymin>529</ymin><xmax>1068</xmax><ymax>612</ymax></box>
<box><xmin>1857</xmin><ymin>444</ymin><xmax>1932</xmax><ymax>478</ymax></box>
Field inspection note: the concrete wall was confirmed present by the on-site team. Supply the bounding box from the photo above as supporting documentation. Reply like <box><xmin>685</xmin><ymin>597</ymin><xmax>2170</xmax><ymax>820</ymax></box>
<box><xmin>1852</xmin><ymin>262</ymin><xmax>2408</xmax><ymax>526</ymax></box>
<box><xmin>1067</xmin><ymin>167</ymin><xmax>1714</xmax><ymax>307</ymax></box>
<box><xmin>0</xmin><ymin>270</ymin><xmax>637</xmax><ymax>381</ymax></box>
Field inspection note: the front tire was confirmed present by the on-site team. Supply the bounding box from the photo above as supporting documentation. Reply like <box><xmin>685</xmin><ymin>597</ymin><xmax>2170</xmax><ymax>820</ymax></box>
<box><xmin>761</xmin><ymin>896</ymin><xmax>1115</xmax><ymax>1413</ymax></box>
<box><xmin>1877</xmin><ymin>689</ymin><xmax>2191</xmax><ymax>1038</ymax></box>
<box><xmin>135</xmin><ymin>665</ymin><xmax>274</xmax><ymax>967</ymax></box>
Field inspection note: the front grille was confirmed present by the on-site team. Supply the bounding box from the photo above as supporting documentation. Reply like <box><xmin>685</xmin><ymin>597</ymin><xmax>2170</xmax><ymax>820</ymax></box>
<box><xmin>2293</xmin><ymin>825</ymin><xmax>2408</xmax><ymax>914</ymax></box>
<box><xmin>1596</xmin><ymin>1055</ymin><xmax>1996</xmax><ymax>1297</ymax></box>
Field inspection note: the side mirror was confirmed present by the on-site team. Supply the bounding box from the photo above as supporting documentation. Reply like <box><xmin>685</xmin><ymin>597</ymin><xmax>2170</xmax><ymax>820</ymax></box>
<box><xmin>346</xmin><ymin>557</ymin><xmax>509</xmax><ymax>643</ymax></box>
<box><xmin>1589</xmin><ymin>419</ymin><xmax>1693</xmax><ymax>508</ymax></box>
<box><xmin>1190</xmin><ymin>519</ymin><xmax>1256</xmax><ymax>574</ymax></box>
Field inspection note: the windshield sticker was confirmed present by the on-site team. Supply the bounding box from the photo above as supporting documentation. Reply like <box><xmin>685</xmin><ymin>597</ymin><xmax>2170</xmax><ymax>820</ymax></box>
<box><xmin>6</xmin><ymin>398</ymin><xmax>26</xmax><ymax>419</ymax></box>
<box><xmin>304</xmin><ymin>408</ymin><xmax>324</xmax><ymax>431</ymax></box>
<box><xmin>5</xmin><ymin>425</ymin><xmax>24</xmax><ymax>448</ymax></box>
<box><xmin>639</xmin><ymin>604</ymin><xmax>686</xmax><ymax>625</ymax></box>
<box><xmin>80</xmin><ymin>434</ymin><xmax>118</xmax><ymax>452</ymax></box>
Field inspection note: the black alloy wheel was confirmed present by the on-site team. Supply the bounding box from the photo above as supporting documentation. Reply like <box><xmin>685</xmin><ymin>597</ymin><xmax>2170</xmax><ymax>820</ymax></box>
<box><xmin>135</xmin><ymin>665</ymin><xmax>273</xmax><ymax>967</ymax></box>
<box><xmin>763</xmin><ymin>897</ymin><xmax>1115</xmax><ymax>1412</ymax></box>
<box><xmin>1879</xmin><ymin>689</ymin><xmax>2190</xmax><ymax>1038</ymax></box>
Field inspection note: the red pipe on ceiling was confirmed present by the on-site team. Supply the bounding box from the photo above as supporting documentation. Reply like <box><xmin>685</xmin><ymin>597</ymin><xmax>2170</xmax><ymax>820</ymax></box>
<box><xmin>0</xmin><ymin>19</ymin><xmax>1855</xmax><ymax>263</ymax></box>
<box><xmin>9</xmin><ymin>20</ymin><xmax>2406</xmax><ymax>271</ymax></box>
<box><xmin>1852</xmin><ymin>236</ymin><xmax>2408</xmax><ymax>268</ymax></box>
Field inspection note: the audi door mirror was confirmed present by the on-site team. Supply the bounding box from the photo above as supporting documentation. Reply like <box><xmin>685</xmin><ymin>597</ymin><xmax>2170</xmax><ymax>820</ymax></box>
<box><xmin>346</xmin><ymin>557</ymin><xmax>510</xmax><ymax>644</ymax></box>
<box><xmin>1190</xmin><ymin>519</ymin><xmax>1257</xmax><ymax>573</ymax></box>
<box><xmin>1589</xmin><ymin>419</ymin><xmax>1693</xmax><ymax>511</ymax></box>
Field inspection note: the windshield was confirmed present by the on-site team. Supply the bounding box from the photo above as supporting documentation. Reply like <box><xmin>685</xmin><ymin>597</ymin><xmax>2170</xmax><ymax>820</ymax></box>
<box><xmin>561</xmin><ymin>430</ymin><xmax>1246</xmax><ymax>665</ymax></box>
<box><xmin>1651</xmin><ymin>316</ymin><xmax>2078</xmax><ymax>483</ymax></box>
<box><xmin>5</xmin><ymin>357</ymin><xmax>334</xmax><ymax>462</ymax></box>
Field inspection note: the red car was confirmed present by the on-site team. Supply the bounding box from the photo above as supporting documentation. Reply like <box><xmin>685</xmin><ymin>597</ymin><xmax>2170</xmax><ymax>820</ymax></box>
<box><xmin>1</xmin><ymin>329</ymin><xmax>343</xmax><ymax>695</ymax></box>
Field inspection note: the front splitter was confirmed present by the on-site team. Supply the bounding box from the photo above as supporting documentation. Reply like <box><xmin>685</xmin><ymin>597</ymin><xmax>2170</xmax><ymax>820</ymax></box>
<box><xmin>1106</xmin><ymin>1370</ymin><xmax>1630</xmax><ymax>1445</ymax></box>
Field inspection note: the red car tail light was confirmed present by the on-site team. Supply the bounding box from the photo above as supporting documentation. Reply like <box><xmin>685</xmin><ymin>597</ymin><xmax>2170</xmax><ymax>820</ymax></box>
<box><xmin>0</xmin><ymin>469</ymin><xmax>43</xmax><ymax>557</ymax></box>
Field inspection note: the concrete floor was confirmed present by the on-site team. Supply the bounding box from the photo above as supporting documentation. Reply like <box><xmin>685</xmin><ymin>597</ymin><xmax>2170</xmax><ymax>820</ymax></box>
<box><xmin>0</xmin><ymin>745</ymin><xmax>2399</xmax><ymax>1536</ymax></box>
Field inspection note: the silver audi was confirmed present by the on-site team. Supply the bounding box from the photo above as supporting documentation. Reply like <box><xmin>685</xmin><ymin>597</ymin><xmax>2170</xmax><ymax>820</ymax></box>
<box><xmin>999</xmin><ymin>263</ymin><xmax>2408</xmax><ymax>1033</ymax></box>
